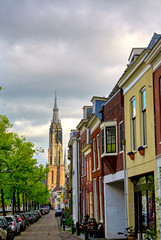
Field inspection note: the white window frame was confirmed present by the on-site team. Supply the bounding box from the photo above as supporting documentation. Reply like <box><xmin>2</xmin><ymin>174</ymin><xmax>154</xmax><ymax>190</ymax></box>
<box><xmin>97</xmin><ymin>134</ymin><xmax>100</xmax><ymax>169</ymax></box>
<box><xmin>100</xmin><ymin>121</ymin><xmax>117</xmax><ymax>157</ymax></box>
<box><xmin>131</xmin><ymin>97</ymin><xmax>136</xmax><ymax>151</ymax></box>
<box><xmin>99</xmin><ymin>177</ymin><xmax>103</xmax><ymax>221</ymax></box>
<box><xmin>141</xmin><ymin>87</ymin><xmax>147</xmax><ymax>146</ymax></box>
<box><xmin>119</xmin><ymin>121</ymin><xmax>123</xmax><ymax>153</ymax></box>
<box><xmin>93</xmin><ymin>178</ymin><xmax>98</xmax><ymax>222</ymax></box>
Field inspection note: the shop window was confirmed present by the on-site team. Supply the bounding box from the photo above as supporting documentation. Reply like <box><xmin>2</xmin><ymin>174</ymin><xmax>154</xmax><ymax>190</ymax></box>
<box><xmin>134</xmin><ymin>174</ymin><xmax>155</xmax><ymax>236</ymax></box>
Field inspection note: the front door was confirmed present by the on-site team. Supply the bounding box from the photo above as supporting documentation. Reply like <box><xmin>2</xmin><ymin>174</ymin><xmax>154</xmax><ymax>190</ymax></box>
<box><xmin>134</xmin><ymin>173</ymin><xmax>155</xmax><ymax>239</ymax></box>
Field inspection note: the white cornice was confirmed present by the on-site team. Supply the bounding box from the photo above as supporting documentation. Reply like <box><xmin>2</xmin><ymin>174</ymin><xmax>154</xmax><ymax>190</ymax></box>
<box><xmin>104</xmin><ymin>89</ymin><xmax>120</xmax><ymax>106</ymax></box>
<box><xmin>90</xmin><ymin>118</ymin><xmax>100</xmax><ymax>134</ymax></box>
<box><xmin>123</xmin><ymin>64</ymin><xmax>151</xmax><ymax>95</ymax></box>
<box><xmin>145</xmin><ymin>39</ymin><xmax>161</xmax><ymax>64</ymax></box>
<box><xmin>119</xmin><ymin>52</ymin><xmax>149</xmax><ymax>87</ymax></box>
<box><xmin>77</xmin><ymin>119</ymin><xmax>87</xmax><ymax>131</ymax></box>
<box><xmin>82</xmin><ymin>144</ymin><xmax>91</xmax><ymax>156</ymax></box>
<box><xmin>153</xmin><ymin>55</ymin><xmax>161</xmax><ymax>72</ymax></box>
<box><xmin>100</xmin><ymin>120</ymin><xmax>117</xmax><ymax>129</ymax></box>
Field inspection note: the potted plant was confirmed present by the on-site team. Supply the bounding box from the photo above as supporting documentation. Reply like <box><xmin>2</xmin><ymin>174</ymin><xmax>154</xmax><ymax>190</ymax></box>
<box><xmin>138</xmin><ymin>146</ymin><xmax>144</xmax><ymax>156</ymax></box>
<box><xmin>127</xmin><ymin>151</ymin><xmax>135</xmax><ymax>160</ymax></box>
<box><xmin>127</xmin><ymin>226</ymin><xmax>136</xmax><ymax>240</ymax></box>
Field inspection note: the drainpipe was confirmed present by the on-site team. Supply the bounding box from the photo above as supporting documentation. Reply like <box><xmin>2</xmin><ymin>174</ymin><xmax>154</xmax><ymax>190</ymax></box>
<box><xmin>123</xmin><ymin>140</ymin><xmax>128</xmax><ymax>229</ymax></box>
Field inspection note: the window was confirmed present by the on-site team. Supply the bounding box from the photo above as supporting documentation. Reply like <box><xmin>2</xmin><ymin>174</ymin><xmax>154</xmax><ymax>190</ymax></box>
<box><xmin>106</xmin><ymin>126</ymin><xmax>116</xmax><ymax>153</ymax></box>
<box><xmin>93</xmin><ymin>179</ymin><xmax>98</xmax><ymax>222</ymax></box>
<box><xmin>99</xmin><ymin>177</ymin><xmax>103</xmax><ymax>221</ymax></box>
<box><xmin>52</xmin><ymin>170</ymin><xmax>54</xmax><ymax>183</ymax></box>
<box><xmin>100</xmin><ymin>121</ymin><xmax>117</xmax><ymax>156</ymax></box>
<box><xmin>90</xmin><ymin>192</ymin><xmax>93</xmax><ymax>218</ymax></box>
<box><xmin>119</xmin><ymin>121</ymin><xmax>123</xmax><ymax>152</ymax></box>
<box><xmin>93</xmin><ymin>139</ymin><xmax>96</xmax><ymax>171</ymax></box>
<box><xmin>141</xmin><ymin>88</ymin><xmax>147</xmax><ymax>146</ymax></box>
<box><xmin>87</xmin><ymin>159</ymin><xmax>89</xmax><ymax>181</ymax></box>
<box><xmin>101</xmin><ymin>129</ymin><xmax>104</xmax><ymax>154</ymax></box>
<box><xmin>89</xmin><ymin>157</ymin><xmax>92</xmax><ymax>181</ymax></box>
<box><xmin>131</xmin><ymin>97</ymin><xmax>136</xmax><ymax>151</ymax></box>
<box><xmin>96</xmin><ymin>134</ymin><xmax>100</xmax><ymax>169</ymax></box>
<box><xmin>82</xmin><ymin>153</ymin><xmax>86</xmax><ymax>176</ymax></box>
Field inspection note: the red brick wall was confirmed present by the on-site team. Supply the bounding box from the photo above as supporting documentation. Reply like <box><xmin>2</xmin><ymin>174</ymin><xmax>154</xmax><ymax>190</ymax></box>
<box><xmin>102</xmin><ymin>89</ymin><xmax>124</xmax><ymax>174</ymax></box>
<box><xmin>91</xmin><ymin>126</ymin><xmax>104</xmax><ymax>227</ymax></box>
<box><xmin>153</xmin><ymin>66</ymin><xmax>161</xmax><ymax>155</ymax></box>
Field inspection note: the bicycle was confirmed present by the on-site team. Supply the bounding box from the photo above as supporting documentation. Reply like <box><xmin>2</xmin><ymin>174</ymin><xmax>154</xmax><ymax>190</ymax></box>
<box><xmin>118</xmin><ymin>226</ymin><xmax>135</xmax><ymax>238</ymax></box>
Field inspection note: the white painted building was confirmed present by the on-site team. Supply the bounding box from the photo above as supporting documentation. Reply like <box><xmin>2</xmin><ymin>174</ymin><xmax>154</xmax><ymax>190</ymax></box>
<box><xmin>104</xmin><ymin>170</ymin><xmax>126</xmax><ymax>239</ymax></box>
<box><xmin>68</xmin><ymin>130</ymin><xmax>79</xmax><ymax>225</ymax></box>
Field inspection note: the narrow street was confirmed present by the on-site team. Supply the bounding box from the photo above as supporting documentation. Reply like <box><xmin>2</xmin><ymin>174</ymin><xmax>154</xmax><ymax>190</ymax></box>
<box><xmin>15</xmin><ymin>210</ymin><xmax>61</xmax><ymax>240</ymax></box>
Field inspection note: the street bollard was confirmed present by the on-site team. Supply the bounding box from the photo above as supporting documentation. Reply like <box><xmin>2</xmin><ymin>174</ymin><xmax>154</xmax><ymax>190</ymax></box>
<box><xmin>76</xmin><ymin>222</ymin><xmax>80</xmax><ymax>236</ymax></box>
<box><xmin>62</xmin><ymin>218</ymin><xmax>65</xmax><ymax>230</ymax></box>
<box><xmin>72</xmin><ymin>221</ymin><xmax>74</xmax><ymax>234</ymax></box>
<box><xmin>60</xmin><ymin>216</ymin><xmax>62</xmax><ymax>226</ymax></box>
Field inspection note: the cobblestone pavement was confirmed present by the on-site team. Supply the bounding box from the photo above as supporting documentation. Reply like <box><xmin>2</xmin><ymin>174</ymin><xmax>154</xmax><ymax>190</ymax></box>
<box><xmin>15</xmin><ymin>210</ymin><xmax>61</xmax><ymax>240</ymax></box>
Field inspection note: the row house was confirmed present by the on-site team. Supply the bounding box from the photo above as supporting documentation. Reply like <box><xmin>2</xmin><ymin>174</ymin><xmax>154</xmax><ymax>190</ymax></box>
<box><xmin>118</xmin><ymin>32</ymin><xmax>161</xmax><ymax>240</ymax></box>
<box><xmin>68</xmin><ymin>32</ymin><xmax>161</xmax><ymax>240</ymax></box>
<box><xmin>68</xmin><ymin>130</ymin><xmax>79</xmax><ymax>224</ymax></box>
<box><xmin>100</xmin><ymin>85</ymin><xmax>125</xmax><ymax>239</ymax></box>
<box><xmin>86</xmin><ymin>96</ymin><xmax>107</xmax><ymax>225</ymax></box>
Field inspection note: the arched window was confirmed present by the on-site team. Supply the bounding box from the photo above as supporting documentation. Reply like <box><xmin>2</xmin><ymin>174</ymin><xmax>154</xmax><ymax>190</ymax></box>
<box><xmin>52</xmin><ymin>170</ymin><xmax>54</xmax><ymax>183</ymax></box>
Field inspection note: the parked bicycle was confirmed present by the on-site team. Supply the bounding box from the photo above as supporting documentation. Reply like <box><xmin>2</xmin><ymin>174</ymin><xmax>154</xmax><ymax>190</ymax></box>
<box><xmin>118</xmin><ymin>226</ymin><xmax>135</xmax><ymax>239</ymax></box>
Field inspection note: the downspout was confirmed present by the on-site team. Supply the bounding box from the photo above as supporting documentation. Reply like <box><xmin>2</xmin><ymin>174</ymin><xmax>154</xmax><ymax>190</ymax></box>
<box><xmin>123</xmin><ymin>140</ymin><xmax>128</xmax><ymax>229</ymax></box>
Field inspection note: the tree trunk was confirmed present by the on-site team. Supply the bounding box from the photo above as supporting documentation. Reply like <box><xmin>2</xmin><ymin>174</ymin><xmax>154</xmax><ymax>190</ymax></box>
<box><xmin>17</xmin><ymin>191</ymin><xmax>20</xmax><ymax>213</ymax></box>
<box><xmin>25</xmin><ymin>193</ymin><xmax>27</xmax><ymax>212</ymax></box>
<box><xmin>22</xmin><ymin>193</ymin><xmax>25</xmax><ymax>212</ymax></box>
<box><xmin>12</xmin><ymin>190</ymin><xmax>15</xmax><ymax>215</ymax></box>
<box><xmin>1</xmin><ymin>189</ymin><xmax>6</xmax><ymax>216</ymax></box>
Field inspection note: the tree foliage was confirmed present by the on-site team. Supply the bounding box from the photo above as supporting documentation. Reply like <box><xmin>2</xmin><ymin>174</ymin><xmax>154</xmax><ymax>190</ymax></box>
<box><xmin>0</xmin><ymin>114</ymin><xmax>49</xmax><ymax>213</ymax></box>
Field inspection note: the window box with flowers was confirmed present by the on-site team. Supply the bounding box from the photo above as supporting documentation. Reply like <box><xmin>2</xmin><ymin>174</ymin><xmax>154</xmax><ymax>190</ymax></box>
<box><xmin>137</xmin><ymin>146</ymin><xmax>144</xmax><ymax>156</ymax></box>
<box><xmin>127</xmin><ymin>151</ymin><xmax>135</xmax><ymax>160</ymax></box>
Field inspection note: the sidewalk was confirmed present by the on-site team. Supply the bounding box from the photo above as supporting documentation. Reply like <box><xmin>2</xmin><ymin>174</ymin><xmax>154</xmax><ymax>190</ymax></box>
<box><xmin>59</xmin><ymin>225</ymin><xmax>106</xmax><ymax>240</ymax></box>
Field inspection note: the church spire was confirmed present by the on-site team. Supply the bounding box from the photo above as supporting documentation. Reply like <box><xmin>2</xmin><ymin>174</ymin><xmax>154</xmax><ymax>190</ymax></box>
<box><xmin>53</xmin><ymin>92</ymin><xmax>59</xmax><ymax>123</ymax></box>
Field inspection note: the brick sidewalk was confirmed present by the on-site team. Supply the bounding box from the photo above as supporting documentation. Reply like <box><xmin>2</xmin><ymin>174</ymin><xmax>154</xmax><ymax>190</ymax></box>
<box><xmin>60</xmin><ymin>230</ymin><xmax>84</xmax><ymax>240</ymax></box>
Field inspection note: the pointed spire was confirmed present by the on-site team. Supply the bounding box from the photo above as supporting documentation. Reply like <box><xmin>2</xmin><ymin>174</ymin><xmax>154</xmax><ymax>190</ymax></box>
<box><xmin>53</xmin><ymin>92</ymin><xmax>59</xmax><ymax>123</ymax></box>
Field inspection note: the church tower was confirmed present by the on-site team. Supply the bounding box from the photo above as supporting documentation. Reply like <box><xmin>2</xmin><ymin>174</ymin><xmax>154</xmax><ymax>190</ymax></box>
<box><xmin>47</xmin><ymin>94</ymin><xmax>64</xmax><ymax>190</ymax></box>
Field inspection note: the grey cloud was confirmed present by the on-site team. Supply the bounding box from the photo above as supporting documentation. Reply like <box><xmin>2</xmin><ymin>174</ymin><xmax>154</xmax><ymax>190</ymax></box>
<box><xmin>0</xmin><ymin>0</ymin><xmax>160</xmax><ymax>165</ymax></box>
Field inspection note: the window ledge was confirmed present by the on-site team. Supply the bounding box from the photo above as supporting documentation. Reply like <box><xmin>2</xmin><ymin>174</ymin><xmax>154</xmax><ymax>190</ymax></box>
<box><xmin>97</xmin><ymin>167</ymin><xmax>100</xmax><ymax>171</ymax></box>
<box><xmin>101</xmin><ymin>152</ymin><xmax>117</xmax><ymax>158</ymax></box>
<box><xmin>92</xmin><ymin>170</ymin><xmax>96</xmax><ymax>173</ymax></box>
<box><xmin>81</xmin><ymin>175</ymin><xmax>86</xmax><ymax>178</ymax></box>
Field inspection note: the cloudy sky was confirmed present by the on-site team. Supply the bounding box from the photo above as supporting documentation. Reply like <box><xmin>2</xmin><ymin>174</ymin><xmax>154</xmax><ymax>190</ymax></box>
<box><xmin>0</xmin><ymin>0</ymin><xmax>160</xmax><ymax>166</ymax></box>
